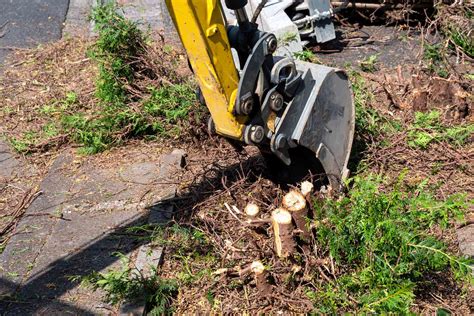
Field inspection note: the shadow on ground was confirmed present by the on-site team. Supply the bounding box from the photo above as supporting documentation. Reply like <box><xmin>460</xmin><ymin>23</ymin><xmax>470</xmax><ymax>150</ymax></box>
<box><xmin>0</xmin><ymin>154</ymin><xmax>266</xmax><ymax>314</ymax></box>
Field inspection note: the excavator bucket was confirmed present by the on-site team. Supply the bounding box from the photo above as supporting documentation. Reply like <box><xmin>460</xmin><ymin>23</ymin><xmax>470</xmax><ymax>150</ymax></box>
<box><xmin>270</xmin><ymin>61</ymin><xmax>355</xmax><ymax>190</ymax></box>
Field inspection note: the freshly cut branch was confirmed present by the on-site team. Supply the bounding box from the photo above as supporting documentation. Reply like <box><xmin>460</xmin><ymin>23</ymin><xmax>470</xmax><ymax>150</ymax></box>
<box><xmin>300</xmin><ymin>181</ymin><xmax>314</xmax><ymax>198</ymax></box>
<box><xmin>271</xmin><ymin>208</ymin><xmax>295</xmax><ymax>258</ymax></box>
<box><xmin>282</xmin><ymin>190</ymin><xmax>310</xmax><ymax>240</ymax></box>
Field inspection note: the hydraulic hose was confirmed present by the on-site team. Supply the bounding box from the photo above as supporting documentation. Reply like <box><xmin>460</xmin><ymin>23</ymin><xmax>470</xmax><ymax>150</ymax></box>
<box><xmin>251</xmin><ymin>0</ymin><xmax>269</xmax><ymax>23</ymax></box>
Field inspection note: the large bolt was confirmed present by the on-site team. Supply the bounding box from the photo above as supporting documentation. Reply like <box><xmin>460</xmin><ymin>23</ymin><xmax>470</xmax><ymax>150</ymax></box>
<box><xmin>269</xmin><ymin>92</ymin><xmax>284</xmax><ymax>111</ymax></box>
<box><xmin>275</xmin><ymin>134</ymin><xmax>287</xmax><ymax>149</ymax></box>
<box><xmin>240</xmin><ymin>98</ymin><xmax>254</xmax><ymax>115</ymax></box>
<box><xmin>249</xmin><ymin>125</ymin><xmax>265</xmax><ymax>143</ymax></box>
<box><xmin>266</xmin><ymin>36</ymin><xmax>278</xmax><ymax>54</ymax></box>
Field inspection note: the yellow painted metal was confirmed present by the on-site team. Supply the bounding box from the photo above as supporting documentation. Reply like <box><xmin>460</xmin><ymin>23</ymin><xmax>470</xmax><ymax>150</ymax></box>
<box><xmin>165</xmin><ymin>0</ymin><xmax>246</xmax><ymax>140</ymax></box>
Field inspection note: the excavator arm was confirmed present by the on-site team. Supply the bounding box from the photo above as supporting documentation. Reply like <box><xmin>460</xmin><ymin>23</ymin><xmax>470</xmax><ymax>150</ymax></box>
<box><xmin>165</xmin><ymin>0</ymin><xmax>355</xmax><ymax>189</ymax></box>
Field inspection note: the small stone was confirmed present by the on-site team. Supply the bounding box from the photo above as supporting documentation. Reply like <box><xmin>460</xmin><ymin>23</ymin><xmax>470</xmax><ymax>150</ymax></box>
<box><xmin>457</xmin><ymin>224</ymin><xmax>474</xmax><ymax>257</ymax></box>
<box><xmin>133</xmin><ymin>245</ymin><xmax>164</xmax><ymax>279</ymax></box>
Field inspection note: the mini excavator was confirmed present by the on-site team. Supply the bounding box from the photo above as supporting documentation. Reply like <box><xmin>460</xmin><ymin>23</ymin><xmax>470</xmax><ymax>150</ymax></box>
<box><xmin>165</xmin><ymin>0</ymin><xmax>355</xmax><ymax>189</ymax></box>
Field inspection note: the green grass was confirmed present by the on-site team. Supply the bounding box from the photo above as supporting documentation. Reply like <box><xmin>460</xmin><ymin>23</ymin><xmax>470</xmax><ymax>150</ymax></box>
<box><xmin>10</xmin><ymin>131</ymin><xmax>38</xmax><ymax>153</ymax></box>
<box><xmin>307</xmin><ymin>174</ymin><xmax>473</xmax><ymax>314</ymax></box>
<box><xmin>407</xmin><ymin>110</ymin><xmax>474</xmax><ymax>149</ymax></box>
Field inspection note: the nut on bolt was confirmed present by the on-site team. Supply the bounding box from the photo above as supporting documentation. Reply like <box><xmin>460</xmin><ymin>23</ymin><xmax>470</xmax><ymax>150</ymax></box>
<box><xmin>249</xmin><ymin>125</ymin><xmax>264</xmax><ymax>143</ymax></box>
<box><xmin>266</xmin><ymin>36</ymin><xmax>277</xmax><ymax>54</ymax></box>
<box><xmin>269</xmin><ymin>92</ymin><xmax>284</xmax><ymax>111</ymax></box>
<box><xmin>240</xmin><ymin>98</ymin><xmax>253</xmax><ymax>115</ymax></box>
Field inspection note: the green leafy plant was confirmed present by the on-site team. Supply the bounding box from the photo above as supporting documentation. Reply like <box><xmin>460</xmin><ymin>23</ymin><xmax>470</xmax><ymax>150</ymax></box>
<box><xmin>407</xmin><ymin>110</ymin><xmax>474</xmax><ymax>149</ymax></box>
<box><xmin>294</xmin><ymin>49</ymin><xmax>319</xmax><ymax>63</ymax></box>
<box><xmin>360</xmin><ymin>54</ymin><xmax>379</xmax><ymax>73</ymax></box>
<box><xmin>423</xmin><ymin>43</ymin><xmax>449</xmax><ymax>78</ymax></box>
<box><xmin>89</xmin><ymin>1</ymin><xmax>146</xmax><ymax>103</ymax></box>
<box><xmin>308</xmin><ymin>174</ymin><xmax>472</xmax><ymax>314</ymax></box>
<box><xmin>10</xmin><ymin>3</ymin><xmax>198</xmax><ymax>155</ymax></box>
<box><xmin>80</xmin><ymin>253</ymin><xmax>178</xmax><ymax>315</ymax></box>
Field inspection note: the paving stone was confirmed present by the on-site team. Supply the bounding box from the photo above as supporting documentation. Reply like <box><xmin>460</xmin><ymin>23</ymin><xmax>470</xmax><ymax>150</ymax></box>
<box><xmin>119</xmin><ymin>301</ymin><xmax>146</xmax><ymax>316</ymax></box>
<box><xmin>119</xmin><ymin>161</ymin><xmax>161</xmax><ymax>185</ymax></box>
<box><xmin>0</xmin><ymin>152</ymin><xmax>74</xmax><ymax>293</ymax></box>
<box><xmin>0</xmin><ymin>148</ymin><xmax>186</xmax><ymax>314</ymax></box>
<box><xmin>0</xmin><ymin>140</ymin><xmax>20</xmax><ymax>178</ymax></box>
<box><xmin>149</xmin><ymin>203</ymin><xmax>174</xmax><ymax>224</ymax></box>
<box><xmin>133</xmin><ymin>245</ymin><xmax>164</xmax><ymax>279</ymax></box>
<box><xmin>118</xmin><ymin>0</ymin><xmax>178</xmax><ymax>38</ymax></box>
<box><xmin>63</xmin><ymin>0</ymin><xmax>95</xmax><ymax>37</ymax></box>
<box><xmin>457</xmin><ymin>224</ymin><xmax>474</xmax><ymax>257</ymax></box>
<box><xmin>64</xmin><ymin>0</ymin><xmax>180</xmax><ymax>43</ymax></box>
<box><xmin>118</xmin><ymin>245</ymin><xmax>164</xmax><ymax>316</ymax></box>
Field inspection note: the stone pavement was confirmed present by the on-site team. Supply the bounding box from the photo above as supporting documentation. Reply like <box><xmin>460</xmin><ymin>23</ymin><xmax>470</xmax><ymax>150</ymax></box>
<box><xmin>0</xmin><ymin>149</ymin><xmax>185</xmax><ymax>314</ymax></box>
<box><xmin>64</xmin><ymin>0</ymin><xmax>178</xmax><ymax>40</ymax></box>
<box><xmin>0</xmin><ymin>141</ymin><xmax>21</xmax><ymax>179</ymax></box>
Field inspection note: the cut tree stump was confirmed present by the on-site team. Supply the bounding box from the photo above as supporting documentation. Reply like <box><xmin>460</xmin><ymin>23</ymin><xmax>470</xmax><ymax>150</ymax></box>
<box><xmin>244</xmin><ymin>203</ymin><xmax>260</xmax><ymax>217</ymax></box>
<box><xmin>271</xmin><ymin>208</ymin><xmax>295</xmax><ymax>258</ymax></box>
<box><xmin>282</xmin><ymin>190</ymin><xmax>311</xmax><ymax>240</ymax></box>
<box><xmin>300</xmin><ymin>181</ymin><xmax>314</xmax><ymax>198</ymax></box>
<box><xmin>250</xmin><ymin>260</ymin><xmax>271</xmax><ymax>294</ymax></box>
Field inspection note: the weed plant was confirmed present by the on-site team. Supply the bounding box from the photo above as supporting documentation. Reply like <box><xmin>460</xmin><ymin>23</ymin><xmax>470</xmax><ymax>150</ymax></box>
<box><xmin>83</xmin><ymin>224</ymin><xmax>215</xmax><ymax>312</ymax></box>
<box><xmin>360</xmin><ymin>54</ymin><xmax>379</xmax><ymax>73</ymax></box>
<box><xmin>294</xmin><ymin>49</ymin><xmax>319</xmax><ymax>63</ymax></box>
<box><xmin>407</xmin><ymin>110</ymin><xmax>474</xmax><ymax>149</ymax></box>
<box><xmin>308</xmin><ymin>174</ymin><xmax>473</xmax><ymax>314</ymax></box>
<box><xmin>79</xmin><ymin>254</ymin><xmax>177</xmax><ymax>315</ymax></box>
<box><xmin>438</xmin><ymin>6</ymin><xmax>474</xmax><ymax>58</ymax></box>
<box><xmin>423</xmin><ymin>43</ymin><xmax>449</xmax><ymax>78</ymax></box>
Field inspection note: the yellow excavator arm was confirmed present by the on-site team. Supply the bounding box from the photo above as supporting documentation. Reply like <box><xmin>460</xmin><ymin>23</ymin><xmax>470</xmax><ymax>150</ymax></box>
<box><xmin>165</xmin><ymin>0</ymin><xmax>245</xmax><ymax>140</ymax></box>
<box><xmin>165</xmin><ymin>0</ymin><xmax>355</xmax><ymax>189</ymax></box>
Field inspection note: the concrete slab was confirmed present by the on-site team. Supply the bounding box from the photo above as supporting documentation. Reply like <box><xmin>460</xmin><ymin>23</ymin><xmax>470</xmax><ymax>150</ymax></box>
<box><xmin>457</xmin><ymin>224</ymin><xmax>474</xmax><ymax>258</ymax></box>
<box><xmin>63</xmin><ymin>0</ymin><xmax>180</xmax><ymax>44</ymax></box>
<box><xmin>63</xmin><ymin>0</ymin><xmax>94</xmax><ymax>37</ymax></box>
<box><xmin>0</xmin><ymin>148</ymin><xmax>186</xmax><ymax>314</ymax></box>
<box><xmin>118</xmin><ymin>0</ymin><xmax>178</xmax><ymax>39</ymax></box>
<box><xmin>0</xmin><ymin>140</ymin><xmax>20</xmax><ymax>179</ymax></box>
